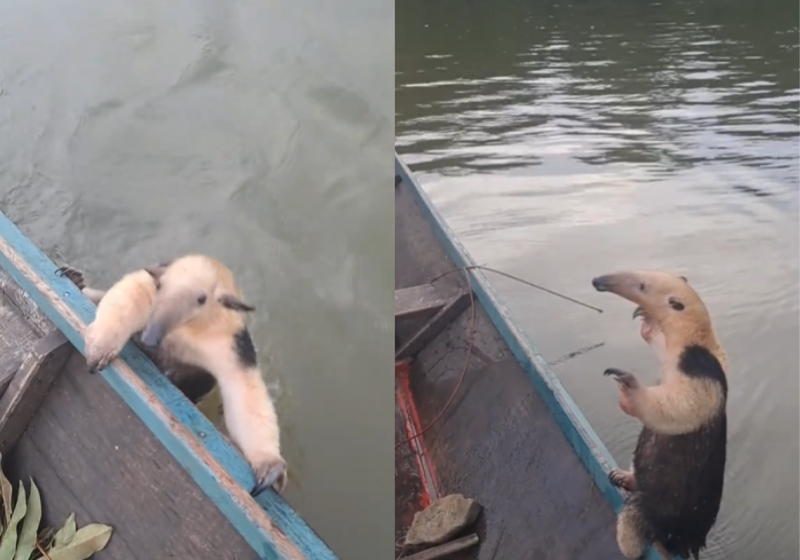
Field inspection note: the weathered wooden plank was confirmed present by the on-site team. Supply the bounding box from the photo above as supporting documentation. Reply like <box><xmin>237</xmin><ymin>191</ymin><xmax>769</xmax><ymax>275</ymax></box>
<box><xmin>395</xmin><ymin>293</ymin><xmax>471</xmax><ymax>361</ymax></box>
<box><xmin>0</xmin><ymin>329</ymin><xmax>72</xmax><ymax>455</ymax></box>
<box><xmin>0</xmin><ymin>211</ymin><xmax>338</xmax><ymax>560</ymax></box>
<box><xmin>403</xmin><ymin>534</ymin><xmax>480</xmax><ymax>560</ymax></box>
<box><xmin>395</xmin><ymin>283</ymin><xmax>465</xmax><ymax>320</ymax></box>
<box><xmin>0</xmin><ymin>289</ymin><xmax>41</xmax><ymax>364</ymax></box>
<box><xmin>395</xmin><ymin>283</ymin><xmax>471</xmax><ymax>360</ymax></box>
<box><xmin>7</xmin><ymin>350</ymin><xmax>261</xmax><ymax>560</ymax></box>
<box><xmin>0</xmin><ymin>358</ymin><xmax>21</xmax><ymax>398</ymax></box>
<box><xmin>0</xmin><ymin>267</ymin><xmax>52</xmax><ymax>335</ymax></box>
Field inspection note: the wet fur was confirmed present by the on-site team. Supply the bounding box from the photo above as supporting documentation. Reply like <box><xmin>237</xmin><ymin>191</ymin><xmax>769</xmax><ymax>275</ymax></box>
<box><xmin>593</xmin><ymin>270</ymin><xmax>728</xmax><ymax>559</ymax></box>
<box><xmin>60</xmin><ymin>258</ymin><xmax>286</xmax><ymax>495</ymax></box>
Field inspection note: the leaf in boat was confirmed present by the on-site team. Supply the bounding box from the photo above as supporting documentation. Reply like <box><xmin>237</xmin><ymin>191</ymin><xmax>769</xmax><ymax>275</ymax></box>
<box><xmin>50</xmin><ymin>514</ymin><xmax>76</xmax><ymax>550</ymax></box>
<box><xmin>0</xmin><ymin>482</ymin><xmax>27</xmax><ymax>560</ymax></box>
<box><xmin>45</xmin><ymin>524</ymin><xmax>112</xmax><ymax>560</ymax></box>
<box><xmin>14</xmin><ymin>479</ymin><xmax>42</xmax><ymax>560</ymax></box>
<box><xmin>0</xmin><ymin>456</ymin><xmax>13</xmax><ymax>527</ymax></box>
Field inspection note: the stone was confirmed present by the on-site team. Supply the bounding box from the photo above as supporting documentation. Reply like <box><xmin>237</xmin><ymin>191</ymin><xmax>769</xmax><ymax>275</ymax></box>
<box><xmin>404</xmin><ymin>494</ymin><xmax>482</xmax><ymax>547</ymax></box>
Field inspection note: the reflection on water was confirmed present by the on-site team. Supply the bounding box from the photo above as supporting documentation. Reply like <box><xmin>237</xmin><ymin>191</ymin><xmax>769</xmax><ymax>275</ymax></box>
<box><xmin>0</xmin><ymin>0</ymin><xmax>393</xmax><ymax>558</ymax></box>
<box><xmin>397</xmin><ymin>0</ymin><xmax>798</xmax><ymax>557</ymax></box>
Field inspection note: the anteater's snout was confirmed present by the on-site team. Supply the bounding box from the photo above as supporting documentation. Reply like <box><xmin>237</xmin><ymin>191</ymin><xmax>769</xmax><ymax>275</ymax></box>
<box><xmin>592</xmin><ymin>275</ymin><xmax>612</xmax><ymax>292</ymax></box>
<box><xmin>140</xmin><ymin>322</ymin><xmax>165</xmax><ymax>349</ymax></box>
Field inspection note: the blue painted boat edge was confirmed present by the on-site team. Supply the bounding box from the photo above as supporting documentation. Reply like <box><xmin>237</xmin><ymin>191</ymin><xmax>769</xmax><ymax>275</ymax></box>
<box><xmin>395</xmin><ymin>154</ymin><xmax>678</xmax><ymax>560</ymax></box>
<box><xmin>0</xmin><ymin>210</ymin><xmax>339</xmax><ymax>560</ymax></box>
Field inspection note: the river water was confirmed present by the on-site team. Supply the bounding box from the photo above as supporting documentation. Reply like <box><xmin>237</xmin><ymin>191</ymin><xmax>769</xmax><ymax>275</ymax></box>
<box><xmin>397</xmin><ymin>0</ymin><xmax>798</xmax><ymax>558</ymax></box>
<box><xmin>0</xmin><ymin>1</ymin><xmax>394</xmax><ymax>558</ymax></box>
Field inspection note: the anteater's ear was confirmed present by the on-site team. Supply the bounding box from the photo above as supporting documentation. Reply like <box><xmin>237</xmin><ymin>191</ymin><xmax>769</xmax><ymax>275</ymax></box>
<box><xmin>144</xmin><ymin>262</ymin><xmax>171</xmax><ymax>282</ymax></box>
<box><xmin>679</xmin><ymin>276</ymin><xmax>688</xmax><ymax>283</ymax></box>
<box><xmin>668</xmin><ymin>296</ymin><xmax>685</xmax><ymax>311</ymax></box>
<box><xmin>218</xmin><ymin>293</ymin><xmax>256</xmax><ymax>312</ymax></box>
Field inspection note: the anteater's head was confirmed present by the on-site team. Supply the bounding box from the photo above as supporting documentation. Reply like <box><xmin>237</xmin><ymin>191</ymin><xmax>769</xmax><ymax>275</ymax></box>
<box><xmin>139</xmin><ymin>255</ymin><xmax>255</xmax><ymax>349</ymax></box>
<box><xmin>592</xmin><ymin>269</ymin><xmax>715</xmax><ymax>347</ymax></box>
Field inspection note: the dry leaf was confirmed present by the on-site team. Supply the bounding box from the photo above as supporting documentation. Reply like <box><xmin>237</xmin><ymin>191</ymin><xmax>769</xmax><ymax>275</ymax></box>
<box><xmin>0</xmin><ymin>455</ymin><xmax>13</xmax><ymax>528</ymax></box>
<box><xmin>14</xmin><ymin>479</ymin><xmax>41</xmax><ymax>560</ymax></box>
<box><xmin>0</xmin><ymin>482</ymin><xmax>27</xmax><ymax>560</ymax></box>
<box><xmin>49</xmin><ymin>514</ymin><xmax>76</xmax><ymax>551</ymax></box>
<box><xmin>45</xmin><ymin>524</ymin><xmax>112</xmax><ymax>560</ymax></box>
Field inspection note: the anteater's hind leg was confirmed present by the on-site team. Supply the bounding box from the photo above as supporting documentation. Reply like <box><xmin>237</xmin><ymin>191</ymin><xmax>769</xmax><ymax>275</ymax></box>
<box><xmin>617</xmin><ymin>496</ymin><xmax>652</xmax><ymax>559</ymax></box>
<box><xmin>609</xmin><ymin>468</ymin><xmax>637</xmax><ymax>492</ymax></box>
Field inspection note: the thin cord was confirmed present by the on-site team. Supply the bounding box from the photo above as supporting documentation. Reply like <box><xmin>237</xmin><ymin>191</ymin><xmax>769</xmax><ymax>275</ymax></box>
<box><xmin>447</xmin><ymin>265</ymin><xmax>603</xmax><ymax>313</ymax></box>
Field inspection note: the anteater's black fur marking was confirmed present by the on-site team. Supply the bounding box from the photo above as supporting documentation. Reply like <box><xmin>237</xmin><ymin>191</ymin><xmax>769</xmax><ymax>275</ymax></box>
<box><xmin>133</xmin><ymin>334</ymin><xmax>217</xmax><ymax>404</ymax></box>
<box><xmin>678</xmin><ymin>344</ymin><xmax>728</xmax><ymax>397</ymax></box>
<box><xmin>632</xmin><ymin>344</ymin><xmax>727</xmax><ymax>559</ymax></box>
<box><xmin>234</xmin><ymin>328</ymin><xmax>258</xmax><ymax>368</ymax></box>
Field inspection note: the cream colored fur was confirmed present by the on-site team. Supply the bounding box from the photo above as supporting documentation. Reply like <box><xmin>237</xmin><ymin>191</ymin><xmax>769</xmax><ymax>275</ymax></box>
<box><xmin>80</xmin><ymin>255</ymin><xmax>286</xmax><ymax>493</ymax></box>
<box><xmin>595</xmin><ymin>270</ymin><xmax>727</xmax><ymax>436</ymax></box>
<box><xmin>158</xmin><ymin>300</ymin><xmax>286</xmax><ymax>493</ymax></box>
<box><xmin>617</xmin><ymin>504</ymin><xmax>648</xmax><ymax>558</ymax></box>
<box><xmin>84</xmin><ymin>270</ymin><xmax>157</xmax><ymax>369</ymax></box>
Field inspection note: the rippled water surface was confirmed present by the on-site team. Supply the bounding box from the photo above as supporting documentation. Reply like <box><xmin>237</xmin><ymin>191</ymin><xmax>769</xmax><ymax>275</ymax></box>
<box><xmin>397</xmin><ymin>0</ymin><xmax>798</xmax><ymax>557</ymax></box>
<box><xmin>0</xmin><ymin>1</ymin><xmax>393</xmax><ymax>558</ymax></box>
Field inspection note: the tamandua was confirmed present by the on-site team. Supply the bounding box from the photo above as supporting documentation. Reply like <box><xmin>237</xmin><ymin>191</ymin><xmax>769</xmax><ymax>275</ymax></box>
<box><xmin>592</xmin><ymin>270</ymin><xmax>728</xmax><ymax>560</ymax></box>
<box><xmin>59</xmin><ymin>256</ymin><xmax>286</xmax><ymax>495</ymax></box>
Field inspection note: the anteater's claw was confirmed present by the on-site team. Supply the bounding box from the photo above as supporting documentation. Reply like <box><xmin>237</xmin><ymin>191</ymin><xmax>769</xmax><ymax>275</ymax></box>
<box><xmin>57</xmin><ymin>265</ymin><xmax>87</xmax><ymax>290</ymax></box>
<box><xmin>603</xmin><ymin>368</ymin><xmax>638</xmax><ymax>388</ymax></box>
<box><xmin>250</xmin><ymin>455</ymin><xmax>288</xmax><ymax>497</ymax></box>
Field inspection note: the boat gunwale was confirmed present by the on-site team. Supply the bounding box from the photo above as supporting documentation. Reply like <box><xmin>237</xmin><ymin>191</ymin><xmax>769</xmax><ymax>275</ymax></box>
<box><xmin>395</xmin><ymin>152</ymin><xmax>676</xmax><ymax>560</ymax></box>
<box><xmin>0</xmin><ymin>209</ymin><xmax>338</xmax><ymax>560</ymax></box>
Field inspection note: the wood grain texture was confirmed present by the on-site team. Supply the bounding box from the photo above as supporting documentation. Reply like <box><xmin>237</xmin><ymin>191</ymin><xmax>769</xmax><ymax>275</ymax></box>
<box><xmin>0</xmin><ymin>268</ymin><xmax>52</xmax><ymax>335</ymax></box>
<box><xmin>402</xmin><ymin>534</ymin><xmax>480</xmax><ymax>560</ymax></box>
<box><xmin>6</xmin><ymin>351</ymin><xmax>260</xmax><ymax>560</ymax></box>
<box><xmin>0</xmin><ymin>359</ymin><xmax>21</xmax><ymax>397</ymax></box>
<box><xmin>395</xmin><ymin>291</ymin><xmax>470</xmax><ymax>361</ymax></box>
<box><xmin>0</xmin><ymin>210</ymin><xmax>338</xmax><ymax>560</ymax></box>
<box><xmin>0</xmin><ymin>288</ymin><xmax>41</xmax><ymax>365</ymax></box>
<box><xmin>395</xmin><ymin>283</ymin><xmax>464</xmax><ymax>319</ymax></box>
<box><xmin>0</xmin><ymin>329</ymin><xmax>72</xmax><ymax>455</ymax></box>
<box><xmin>395</xmin><ymin>153</ymin><xmax>675</xmax><ymax>560</ymax></box>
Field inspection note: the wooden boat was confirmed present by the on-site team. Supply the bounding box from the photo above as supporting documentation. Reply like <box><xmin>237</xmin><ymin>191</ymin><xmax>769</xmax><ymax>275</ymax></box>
<box><xmin>394</xmin><ymin>153</ymin><xmax>674</xmax><ymax>560</ymax></box>
<box><xmin>0</xmin><ymin>209</ymin><xmax>339</xmax><ymax>559</ymax></box>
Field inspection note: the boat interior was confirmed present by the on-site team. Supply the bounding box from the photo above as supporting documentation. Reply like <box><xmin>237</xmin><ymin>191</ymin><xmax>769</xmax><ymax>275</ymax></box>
<box><xmin>395</xmin><ymin>172</ymin><xmax>634</xmax><ymax>560</ymax></box>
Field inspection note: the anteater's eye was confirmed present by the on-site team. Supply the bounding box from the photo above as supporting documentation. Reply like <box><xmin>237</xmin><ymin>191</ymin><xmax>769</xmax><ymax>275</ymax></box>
<box><xmin>197</xmin><ymin>294</ymin><xmax>207</xmax><ymax>305</ymax></box>
<box><xmin>639</xmin><ymin>283</ymin><xmax>646</xmax><ymax>291</ymax></box>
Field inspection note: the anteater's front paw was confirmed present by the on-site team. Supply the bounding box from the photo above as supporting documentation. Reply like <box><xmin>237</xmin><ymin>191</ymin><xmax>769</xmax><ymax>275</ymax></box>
<box><xmin>85</xmin><ymin>349</ymin><xmax>117</xmax><ymax>374</ymax></box>
<box><xmin>603</xmin><ymin>368</ymin><xmax>639</xmax><ymax>389</ymax></box>
<box><xmin>84</xmin><ymin>329</ymin><xmax>122</xmax><ymax>374</ymax></box>
<box><xmin>250</xmin><ymin>452</ymin><xmax>288</xmax><ymax>496</ymax></box>
<box><xmin>57</xmin><ymin>265</ymin><xmax>86</xmax><ymax>290</ymax></box>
